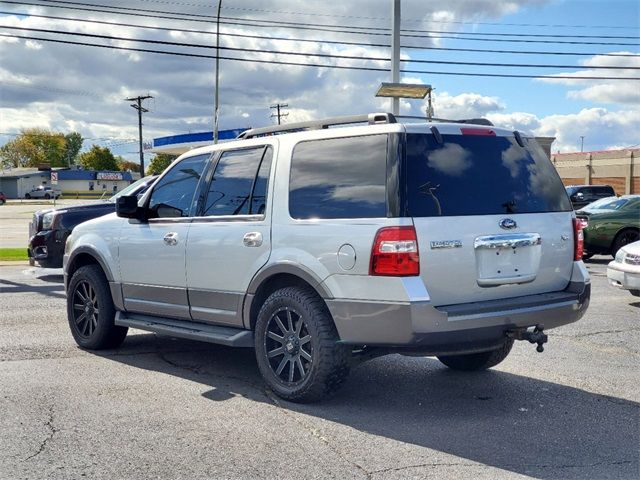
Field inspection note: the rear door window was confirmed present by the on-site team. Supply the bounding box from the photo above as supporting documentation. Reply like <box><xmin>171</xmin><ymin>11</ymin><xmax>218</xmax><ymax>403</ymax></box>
<box><xmin>202</xmin><ymin>146</ymin><xmax>272</xmax><ymax>216</ymax></box>
<box><xmin>405</xmin><ymin>133</ymin><xmax>572</xmax><ymax>216</ymax></box>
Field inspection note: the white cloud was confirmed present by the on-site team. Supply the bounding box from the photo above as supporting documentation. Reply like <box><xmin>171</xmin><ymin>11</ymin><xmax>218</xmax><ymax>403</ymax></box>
<box><xmin>539</xmin><ymin>52</ymin><xmax>640</xmax><ymax>106</ymax></box>
<box><xmin>489</xmin><ymin>108</ymin><xmax>639</xmax><ymax>153</ymax></box>
<box><xmin>429</xmin><ymin>92</ymin><xmax>504</xmax><ymax>119</ymax></box>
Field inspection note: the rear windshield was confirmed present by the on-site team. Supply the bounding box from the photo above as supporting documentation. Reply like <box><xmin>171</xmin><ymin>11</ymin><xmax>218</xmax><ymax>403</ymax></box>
<box><xmin>405</xmin><ymin>133</ymin><xmax>572</xmax><ymax>216</ymax></box>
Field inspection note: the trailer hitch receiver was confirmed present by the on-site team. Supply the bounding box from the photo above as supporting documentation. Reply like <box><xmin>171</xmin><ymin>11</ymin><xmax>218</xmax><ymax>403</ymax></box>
<box><xmin>507</xmin><ymin>324</ymin><xmax>548</xmax><ymax>353</ymax></box>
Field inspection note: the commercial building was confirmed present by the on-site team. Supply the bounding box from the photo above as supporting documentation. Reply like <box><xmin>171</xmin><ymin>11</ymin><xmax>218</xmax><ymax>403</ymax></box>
<box><xmin>0</xmin><ymin>167</ymin><xmax>138</xmax><ymax>199</ymax></box>
<box><xmin>552</xmin><ymin>149</ymin><xmax>639</xmax><ymax>195</ymax></box>
<box><xmin>147</xmin><ymin>128</ymin><xmax>248</xmax><ymax>156</ymax></box>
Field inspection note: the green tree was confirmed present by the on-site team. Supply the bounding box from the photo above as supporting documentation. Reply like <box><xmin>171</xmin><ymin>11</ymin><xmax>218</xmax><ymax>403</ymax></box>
<box><xmin>117</xmin><ymin>156</ymin><xmax>140</xmax><ymax>172</ymax></box>
<box><xmin>78</xmin><ymin>145</ymin><xmax>119</xmax><ymax>171</ymax></box>
<box><xmin>63</xmin><ymin>132</ymin><xmax>84</xmax><ymax>166</ymax></box>
<box><xmin>0</xmin><ymin>128</ymin><xmax>67</xmax><ymax>167</ymax></box>
<box><xmin>147</xmin><ymin>153</ymin><xmax>177</xmax><ymax>175</ymax></box>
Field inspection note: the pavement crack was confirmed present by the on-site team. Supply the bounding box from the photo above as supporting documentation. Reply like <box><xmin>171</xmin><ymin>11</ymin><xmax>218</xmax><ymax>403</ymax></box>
<box><xmin>24</xmin><ymin>404</ymin><xmax>57</xmax><ymax>462</ymax></box>
<box><xmin>556</xmin><ymin>327</ymin><xmax>640</xmax><ymax>338</ymax></box>
<box><xmin>264</xmin><ymin>389</ymin><xmax>370</xmax><ymax>478</ymax></box>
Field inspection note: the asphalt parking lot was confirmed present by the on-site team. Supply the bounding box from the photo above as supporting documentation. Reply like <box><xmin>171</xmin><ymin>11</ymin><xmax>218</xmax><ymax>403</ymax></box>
<box><xmin>0</xmin><ymin>257</ymin><xmax>638</xmax><ymax>480</ymax></box>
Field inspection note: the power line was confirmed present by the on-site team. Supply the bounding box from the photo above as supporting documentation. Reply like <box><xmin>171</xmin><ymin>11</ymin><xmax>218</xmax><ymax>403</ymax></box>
<box><xmin>131</xmin><ymin>0</ymin><xmax>640</xmax><ymax>30</ymax></box>
<box><xmin>7</xmin><ymin>1</ymin><xmax>640</xmax><ymax>46</ymax></box>
<box><xmin>2</xmin><ymin>32</ymin><xmax>638</xmax><ymax>81</ymax></box>
<box><xmin>3</xmin><ymin>25</ymin><xmax>638</xmax><ymax>71</ymax></box>
<box><xmin>4</xmin><ymin>9</ymin><xmax>639</xmax><ymax>58</ymax></box>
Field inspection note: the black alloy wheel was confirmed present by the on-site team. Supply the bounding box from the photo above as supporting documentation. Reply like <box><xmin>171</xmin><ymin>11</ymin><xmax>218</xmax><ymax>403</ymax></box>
<box><xmin>44</xmin><ymin>193</ymin><xmax>50</xmax><ymax>199</ymax></box>
<box><xmin>254</xmin><ymin>286</ymin><xmax>351</xmax><ymax>402</ymax></box>
<box><xmin>612</xmin><ymin>229</ymin><xmax>639</xmax><ymax>257</ymax></box>
<box><xmin>71</xmin><ymin>279</ymin><xmax>100</xmax><ymax>339</ymax></box>
<box><xmin>265</xmin><ymin>307</ymin><xmax>312</xmax><ymax>384</ymax></box>
<box><xmin>66</xmin><ymin>265</ymin><xmax>128</xmax><ymax>349</ymax></box>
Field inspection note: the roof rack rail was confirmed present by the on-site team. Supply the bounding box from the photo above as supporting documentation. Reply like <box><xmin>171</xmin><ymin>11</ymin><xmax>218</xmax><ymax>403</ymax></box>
<box><xmin>237</xmin><ymin>112</ymin><xmax>397</xmax><ymax>139</ymax></box>
<box><xmin>396</xmin><ymin>115</ymin><xmax>494</xmax><ymax>127</ymax></box>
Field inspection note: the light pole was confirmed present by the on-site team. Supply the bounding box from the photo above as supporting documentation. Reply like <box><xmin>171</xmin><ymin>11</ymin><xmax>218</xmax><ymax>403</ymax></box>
<box><xmin>580</xmin><ymin>136</ymin><xmax>585</xmax><ymax>153</ymax></box>
<box><xmin>390</xmin><ymin>0</ymin><xmax>400</xmax><ymax>115</ymax></box>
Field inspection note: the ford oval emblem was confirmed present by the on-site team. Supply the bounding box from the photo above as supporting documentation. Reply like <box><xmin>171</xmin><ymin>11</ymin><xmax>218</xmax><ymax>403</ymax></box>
<box><xmin>499</xmin><ymin>218</ymin><xmax>517</xmax><ymax>230</ymax></box>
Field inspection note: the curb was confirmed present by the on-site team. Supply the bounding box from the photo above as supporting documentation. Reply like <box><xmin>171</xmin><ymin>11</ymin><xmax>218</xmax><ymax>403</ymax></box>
<box><xmin>0</xmin><ymin>261</ymin><xmax>30</xmax><ymax>267</ymax></box>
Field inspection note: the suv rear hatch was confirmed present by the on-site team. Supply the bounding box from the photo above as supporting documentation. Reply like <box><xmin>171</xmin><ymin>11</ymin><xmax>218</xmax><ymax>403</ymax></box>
<box><xmin>403</xmin><ymin>126</ymin><xmax>575</xmax><ymax>306</ymax></box>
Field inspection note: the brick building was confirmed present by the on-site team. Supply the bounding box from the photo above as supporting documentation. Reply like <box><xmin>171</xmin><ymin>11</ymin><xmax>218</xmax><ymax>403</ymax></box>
<box><xmin>551</xmin><ymin>149</ymin><xmax>639</xmax><ymax>196</ymax></box>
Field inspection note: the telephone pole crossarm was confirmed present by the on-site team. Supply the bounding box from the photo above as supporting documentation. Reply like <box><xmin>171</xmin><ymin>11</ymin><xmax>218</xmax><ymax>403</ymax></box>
<box><xmin>270</xmin><ymin>103</ymin><xmax>289</xmax><ymax>125</ymax></box>
<box><xmin>125</xmin><ymin>95</ymin><xmax>153</xmax><ymax>178</ymax></box>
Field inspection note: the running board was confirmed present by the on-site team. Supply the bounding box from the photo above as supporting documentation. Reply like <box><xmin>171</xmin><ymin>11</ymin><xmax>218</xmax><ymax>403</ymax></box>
<box><xmin>115</xmin><ymin>312</ymin><xmax>254</xmax><ymax>347</ymax></box>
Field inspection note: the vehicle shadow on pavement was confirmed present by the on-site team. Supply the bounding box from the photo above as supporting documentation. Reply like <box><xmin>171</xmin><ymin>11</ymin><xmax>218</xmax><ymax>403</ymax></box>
<box><xmin>0</xmin><ymin>277</ymin><xmax>65</xmax><ymax>299</ymax></box>
<box><xmin>99</xmin><ymin>333</ymin><xmax>639</xmax><ymax>480</ymax></box>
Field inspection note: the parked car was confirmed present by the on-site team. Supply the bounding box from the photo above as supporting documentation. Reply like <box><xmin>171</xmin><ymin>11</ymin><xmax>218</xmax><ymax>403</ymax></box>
<box><xmin>63</xmin><ymin>113</ymin><xmax>590</xmax><ymax>402</ymax></box>
<box><xmin>575</xmin><ymin>195</ymin><xmax>640</xmax><ymax>259</ymax></box>
<box><xmin>565</xmin><ymin>185</ymin><xmax>615</xmax><ymax>210</ymax></box>
<box><xmin>0</xmin><ymin>191</ymin><xmax>6</xmax><ymax>205</ymax></box>
<box><xmin>25</xmin><ymin>185</ymin><xmax>62</xmax><ymax>199</ymax></box>
<box><xmin>607</xmin><ymin>240</ymin><xmax>640</xmax><ymax>297</ymax></box>
<box><xmin>28</xmin><ymin>176</ymin><xmax>157</xmax><ymax>268</ymax></box>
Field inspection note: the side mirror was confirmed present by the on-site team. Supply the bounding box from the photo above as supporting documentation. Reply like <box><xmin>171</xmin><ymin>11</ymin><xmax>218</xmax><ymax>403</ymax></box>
<box><xmin>116</xmin><ymin>195</ymin><xmax>145</xmax><ymax>220</ymax></box>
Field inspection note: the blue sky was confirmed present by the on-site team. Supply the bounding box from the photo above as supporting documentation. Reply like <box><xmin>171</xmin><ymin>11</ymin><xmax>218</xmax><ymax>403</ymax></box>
<box><xmin>403</xmin><ymin>0</ymin><xmax>638</xmax><ymax>116</ymax></box>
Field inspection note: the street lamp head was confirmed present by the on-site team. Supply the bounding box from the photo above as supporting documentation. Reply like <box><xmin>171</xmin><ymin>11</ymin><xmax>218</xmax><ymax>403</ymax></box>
<box><xmin>375</xmin><ymin>83</ymin><xmax>432</xmax><ymax>99</ymax></box>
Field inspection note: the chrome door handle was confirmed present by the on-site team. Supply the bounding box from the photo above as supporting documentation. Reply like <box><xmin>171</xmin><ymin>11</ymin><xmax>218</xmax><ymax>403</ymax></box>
<box><xmin>243</xmin><ymin>232</ymin><xmax>263</xmax><ymax>247</ymax></box>
<box><xmin>163</xmin><ymin>232</ymin><xmax>179</xmax><ymax>246</ymax></box>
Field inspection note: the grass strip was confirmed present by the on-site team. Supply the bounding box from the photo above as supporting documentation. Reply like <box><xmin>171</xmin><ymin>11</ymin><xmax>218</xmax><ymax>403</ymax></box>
<box><xmin>0</xmin><ymin>248</ymin><xmax>28</xmax><ymax>261</ymax></box>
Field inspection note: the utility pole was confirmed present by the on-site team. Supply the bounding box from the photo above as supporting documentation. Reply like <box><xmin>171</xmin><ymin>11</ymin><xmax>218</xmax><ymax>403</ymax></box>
<box><xmin>580</xmin><ymin>136</ymin><xmax>585</xmax><ymax>153</ymax></box>
<box><xmin>390</xmin><ymin>0</ymin><xmax>401</xmax><ymax>115</ymax></box>
<box><xmin>213</xmin><ymin>0</ymin><xmax>223</xmax><ymax>144</ymax></box>
<box><xmin>270</xmin><ymin>103</ymin><xmax>289</xmax><ymax>125</ymax></box>
<box><xmin>125</xmin><ymin>95</ymin><xmax>153</xmax><ymax>177</ymax></box>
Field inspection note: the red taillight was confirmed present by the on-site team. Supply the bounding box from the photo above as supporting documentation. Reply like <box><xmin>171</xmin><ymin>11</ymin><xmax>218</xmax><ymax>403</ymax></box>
<box><xmin>370</xmin><ymin>226</ymin><xmax>420</xmax><ymax>276</ymax></box>
<box><xmin>573</xmin><ymin>218</ymin><xmax>584</xmax><ymax>261</ymax></box>
<box><xmin>460</xmin><ymin>127</ymin><xmax>496</xmax><ymax>136</ymax></box>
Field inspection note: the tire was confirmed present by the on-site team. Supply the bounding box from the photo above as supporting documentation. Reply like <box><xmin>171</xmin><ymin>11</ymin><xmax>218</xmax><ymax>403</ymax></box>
<box><xmin>438</xmin><ymin>339</ymin><xmax>514</xmax><ymax>371</ymax></box>
<box><xmin>0</xmin><ymin>199</ymin><xmax>5</xmax><ymax>205</ymax></box>
<box><xmin>66</xmin><ymin>265</ymin><xmax>128</xmax><ymax>350</ymax></box>
<box><xmin>254</xmin><ymin>286</ymin><xmax>351</xmax><ymax>403</ymax></box>
<box><xmin>630</xmin><ymin>290</ymin><xmax>640</xmax><ymax>298</ymax></box>
<box><xmin>44</xmin><ymin>193</ymin><xmax>50</xmax><ymax>199</ymax></box>
<box><xmin>612</xmin><ymin>229</ymin><xmax>639</xmax><ymax>257</ymax></box>
<box><xmin>25</xmin><ymin>193</ymin><xmax>31</xmax><ymax>199</ymax></box>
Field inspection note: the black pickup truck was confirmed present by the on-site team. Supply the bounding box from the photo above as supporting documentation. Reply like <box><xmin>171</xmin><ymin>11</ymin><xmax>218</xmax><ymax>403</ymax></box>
<box><xmin>28</xmin><ymin>176</ymin><xmax>157</xmax><ymax>268</ymax></box>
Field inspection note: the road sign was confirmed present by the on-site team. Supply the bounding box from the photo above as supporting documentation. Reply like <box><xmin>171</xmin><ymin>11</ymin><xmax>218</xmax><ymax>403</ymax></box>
<box><xmin>51</xmin><ymin>172</ymin><xmax>58</xmax><ymax>185</ymax></box>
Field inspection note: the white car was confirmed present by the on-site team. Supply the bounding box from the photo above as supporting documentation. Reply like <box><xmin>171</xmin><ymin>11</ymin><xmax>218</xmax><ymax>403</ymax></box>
<box><xmin>25</xmin><ymin>186</ymin><xmax>62</xmax><ymax>199</ymax></box>
<box><xmin>607</xmin><ymin>240</ymin><xmax>640</xmax><ymax>297</ymax></box>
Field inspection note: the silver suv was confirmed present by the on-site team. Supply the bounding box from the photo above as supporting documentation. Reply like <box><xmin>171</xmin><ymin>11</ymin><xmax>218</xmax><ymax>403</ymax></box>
<box><xmin>63</xmin><ymin>113</ymin><xmax>590</xmax><ymax>402</ymax></box>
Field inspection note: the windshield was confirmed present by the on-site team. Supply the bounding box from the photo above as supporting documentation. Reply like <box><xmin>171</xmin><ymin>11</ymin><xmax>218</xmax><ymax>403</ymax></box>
<box><xmin>108</xmin><ymin>176</ymin><xmax>153</xmax><ymax>202</ymax></box>
<box><xmin>585</xmin><ymin>197</ymin><xmax>636</xmax><ymax>211</ymax></box>
<box><xmin>404</xmin><ymin>133</ymin><xmax>572</xmax><ymax>216</ymax></box>
<box><xmin>565</xmin><ymin>186</ymin><xmax>580</xmax><ymax>196</ymax></box>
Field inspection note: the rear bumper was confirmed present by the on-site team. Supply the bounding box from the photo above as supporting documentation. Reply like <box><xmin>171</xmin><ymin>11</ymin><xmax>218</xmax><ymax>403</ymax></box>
<box><xmin>326</xmin><ymin>263</ymin><xmax>590</xmax><ymax>351</ymax></box>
